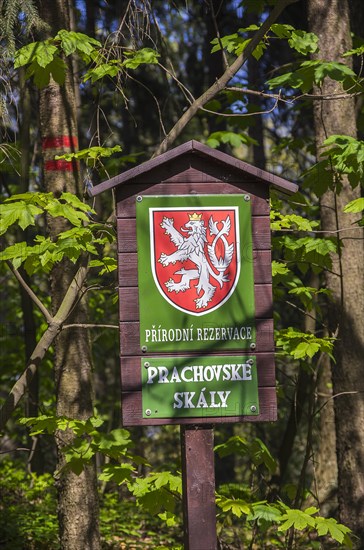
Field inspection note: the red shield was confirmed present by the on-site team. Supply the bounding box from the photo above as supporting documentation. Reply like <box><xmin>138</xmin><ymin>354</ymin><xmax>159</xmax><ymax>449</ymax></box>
<box><xmin>150</xmin><ymin>207</ymin><xmax>240</xmax><ymax>315</ymax></box>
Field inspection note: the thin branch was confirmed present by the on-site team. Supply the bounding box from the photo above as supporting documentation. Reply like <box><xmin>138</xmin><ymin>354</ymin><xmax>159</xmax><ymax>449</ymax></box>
<box><xmin>62</xmin><ymin>323</ymin><xmax>118</xmax><ymax>330</ymax></box>
<box><xmin>0</xmin><ymin>263</ymin><xmax>90</xmax><ymax>430</ymax></box>
<box><xmin>275</xmin><ymin>224</ymin><xmax>363</xmax><ymax>234</ymax></box>
<box><xmin>285</xmin><ymin>300</ymin><xmax>323</xmax><ymax>326</ymax></box>
<box><xmin>153</xmin><ymin>0</ymin><xmax>298</xmax><ymax>157</ymax></box>
<box><xmin>158</xmin><ymin>62</ymin><xmax>195</xmax><ymax>105</ymax></box>
<box><xmin>0</xmin><ymin>448</ymin><xmax>31</xmax><ymax>454</ymax></box>
<box><xmin>7</xmin><ymin>261</ymin><xmax>52</xmax><ymax>324</ymax></box>
<box><xmin>314</xmin><ymin>391</ymin><xmax>361</xmax><ymax>417</ymax></box>
<box><xmin>209</xmin><ymin>0</ymin><xmax>229</xmax><ymax>71</ymax></box>
<box><xmin>200</xmin><ymin>93</ymin><xmax>280</xmax><ymax>117</ymax></box>
<box><xmin>226</xmin><ymin>85</ymin><xmax>292</xmax><ymax>103</ymax></box>
<box><xmin>226</xmin><ymin>85</ymin><xmax>364</xmax><ymax>103</ymax></box>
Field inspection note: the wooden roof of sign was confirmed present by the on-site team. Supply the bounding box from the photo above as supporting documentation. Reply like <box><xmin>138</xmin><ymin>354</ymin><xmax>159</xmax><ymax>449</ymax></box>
<box><xmin>89</xmin><ymin>140</ymin><xmax>298</xmax><ymax>196</ymax></box>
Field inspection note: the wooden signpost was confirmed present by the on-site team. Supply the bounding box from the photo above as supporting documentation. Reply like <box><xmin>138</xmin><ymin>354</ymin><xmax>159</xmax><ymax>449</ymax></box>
<box><xmin>90</xmin><ymin>140</ymin><xmax>297</xmax><ymax>549</ymax></box>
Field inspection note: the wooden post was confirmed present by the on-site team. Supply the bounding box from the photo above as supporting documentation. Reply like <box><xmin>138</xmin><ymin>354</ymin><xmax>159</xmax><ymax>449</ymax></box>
<box><xmin>181</xmin><ymin>426</ymin><xmax>217</xmax><ymax>550</ymax></box>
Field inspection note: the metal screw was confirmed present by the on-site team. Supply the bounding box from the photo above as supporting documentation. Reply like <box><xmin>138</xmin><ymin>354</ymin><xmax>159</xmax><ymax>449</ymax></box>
<box><xmin>244</xmin><ymin>194</ymin><xmax>250</xmax><ymax>201</ymax></box>
<box><xmin>145</xmin><ymin>409</ymin><xmax>151</xmax><ymax>416</ymax></box>
<box><xmin>141</xmin><ymin>345</ymin><xmax>147</xmax><ymax>352</ymax></box>
<box><xmin>136</xmin><ymin>195</ymin><xmax>143</xmax><ymax>202</ymax></box>
<box><xmin>247</xmin><ymin>358</ymin><xmax>254</xmax><ymax>365</ymax></box>
<box><xmin>144</xmin><ymin>362</ymin><xmax>150</xmax><ymax>368</ymax></box>
<box><xmin>250</xmin><ymin>405</ymin><xmax>257</xmax><ymax>413</ymax></box>
<box><xmin>250</xmin><ymin>342</ymin><xmax>256</xmax><ymax>350</ymax></box>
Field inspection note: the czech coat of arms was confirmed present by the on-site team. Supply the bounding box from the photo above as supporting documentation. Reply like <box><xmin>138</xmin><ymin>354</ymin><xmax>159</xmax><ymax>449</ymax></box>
<box><xmin>150</xmin><ymin>207</ymin><xmax>240</xmax><ymax>315</ymax></box>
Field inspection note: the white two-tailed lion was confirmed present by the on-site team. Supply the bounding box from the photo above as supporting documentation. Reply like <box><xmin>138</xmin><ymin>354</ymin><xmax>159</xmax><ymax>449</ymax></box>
<box><xmin>158</xmin><ymin>213</ymin><xmax>234</xmax><ymax>309</ymax></box>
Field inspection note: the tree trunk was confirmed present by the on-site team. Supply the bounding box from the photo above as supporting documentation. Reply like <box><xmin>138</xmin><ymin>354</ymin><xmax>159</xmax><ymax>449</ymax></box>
<box><xmin>307</xmin><ymin>0</ymin><xmax>364</xmax><ymax>542</ymax></box>
<box><xmin>37</xmin><ymin>1</ymin><xmax>100</xmax><ymax>548</ymax></box>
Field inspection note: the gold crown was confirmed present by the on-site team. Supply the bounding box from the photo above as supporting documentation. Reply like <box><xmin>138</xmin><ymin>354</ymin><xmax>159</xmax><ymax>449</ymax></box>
<box><xmin>188</xmin><ymin>212</ymin><xmax>202</xmax><ymax>221</ymax></box>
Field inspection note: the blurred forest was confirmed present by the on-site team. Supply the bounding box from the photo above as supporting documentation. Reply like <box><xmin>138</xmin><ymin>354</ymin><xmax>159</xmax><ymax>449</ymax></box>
<box><xmin>0</xmin><ymin>0</ymin><xmax>364</xmax><ymax>549</ymax></box>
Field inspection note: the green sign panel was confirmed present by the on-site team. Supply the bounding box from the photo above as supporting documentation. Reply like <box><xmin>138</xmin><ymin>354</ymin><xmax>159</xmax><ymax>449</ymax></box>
<box><xmin>142</xmin><ymin>356</ymin><xmax>259</xmax><ymax>419</ymax></box>
<box><xmin>136</xmin><ymin>195</ymin><xmax>255</xmax><ymax>352</ymax></box>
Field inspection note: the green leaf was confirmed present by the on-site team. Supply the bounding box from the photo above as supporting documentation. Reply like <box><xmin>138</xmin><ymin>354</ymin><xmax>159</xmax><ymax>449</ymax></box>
<box><xmin>343</xmin><ymin>45</ymin><xmax>364</xmax><ymax>57</ymax></box>
<box><xmin>302</xmin><ymin>159</ymin><xmax>334</xmax><ymax>197</ymax></box>
<box><xmin>211</xmin><ymin>34</ymin><xmax>249</xmax><ymax>55</ymax></box>
<box><xmin>55</xmin><ymin>145</ymin><xmax>122</xmax><ymax>164</ymax></box>
<box><xmin>207</xmin><ymin>131</ymin><xmax>257</xmax><ymax>149</ymax></box>
<box><xmin>122</xmin><ymin>48</ymin><xmax>160</xmax><ymax>69</ymax></box>
<box><xmin>137</xmin><ymin>488</ymin><xmax>176</xmax><ymax>515</ymax></box>
<box><xmin>267</xmin><ymin>60</ymin><xmax>356</xmax><ymax>93</ymax></box>
<box><xmin>158</xmin><ymin>511</ymin><xmax>179</xmax><ymax>527</ymax></box>
<box><xmin>272</xmin><ymin>261</ymin><xmax>290</xmax><ymax>277</ymax></box>
<box><xmin>217</xmin><ymin>496</ymin><xmax>251</xmax><ymax>518</ymax></box>
<box><xmin>278</xmin><ymin>507</ymin><xmax>317</xmax><ymax>532</ymax></box>
<box><xmin>83</xmin><ymin>62</ymin><xmax>120</xmax><ymax>83</ymax></box>
<box><xmin>28</xmin><ymin>56</ymin><xmax>67</xmax><ymax>88</ymax></box>
<box><xmin>270</xmin><ymin>23</ymin><xmax>294</xmax><ymax>39</ymax></box>
<box><xmin>292</xmin><ymin>341</ymin><xmax>320</xmax><ymax>359</ymax></box>
<box><xmin>99</xmin><ymin>464</ymin><xmax>135</xmax><ymax>484</ymax></box>
<box><xmin>215</xmin><ymin>436</ymin><xmax>277</xmax><ymax>474</ymax></box>
<box><xmin>55</xmin><ymin>30</ymin><xmax>101</xmax><ymax>57</ymax></box>
<box><xmin>288</xmin><ymin>30</ymin><xmax>318</xmax><ymax>55</ymax></box>
<box><xmin>45</xmin><ymin>202</ymin><xmax>88</xmax><ymax>226</ymax></box>
<box><xmin>315</xmin><ymin>517</ymin><xmax>352</xmax><ymax>545</ymax></box>
<box><xmin>14</xmin><ymin>41</ymin><xmax>57</xmax><ymax>68</ymax></box>
<box><xmin>249</xmin><ymin>502</ymin><xmax>283</xmax><ymax>523</ymax></box>
<box><xmin>270</xmin><ymin>209</ymin><xmax>319</xmax><ymax>231</ymax></box>
<box><xmin>343</xmin><ymin>197</ymin><xmax>364</xmax><ymax>213</ymax></box>
<box><xmin>276</xmin><ymin>328</ymin><xmax>335</xmax><ymax>361</ymax></box>
<box><xmin>93</xmin><ymin>429</ymin><xmax>131</xmax><ymax>459</ymax></box>
<box><xmin>89</xmin><ymin>257</ymin><xmax>117</xmax><ymax>275</ymax></box>
<box><xmin>0</xmin><ymin>201</ymin><xmax>42</xmax><ymax>234</ymax></box>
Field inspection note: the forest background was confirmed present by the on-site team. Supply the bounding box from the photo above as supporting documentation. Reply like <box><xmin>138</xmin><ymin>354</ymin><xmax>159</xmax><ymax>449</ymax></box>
<box><xmin>0</xmin><ymin>0</ymin><xmax>364</xmax><ymax>549</ymax></box>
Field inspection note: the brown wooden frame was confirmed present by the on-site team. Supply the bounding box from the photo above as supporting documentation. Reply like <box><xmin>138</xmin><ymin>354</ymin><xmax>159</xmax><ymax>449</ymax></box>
<box><xmin>90</xmin><ymin>141</ymin><xmax>298</xmax><ymax>426</ymax></box>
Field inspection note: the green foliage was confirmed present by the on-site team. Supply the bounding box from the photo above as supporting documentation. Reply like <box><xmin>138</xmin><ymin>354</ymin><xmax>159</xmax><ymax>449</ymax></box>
<box><xmin>216</xmin><ymin>490</ymin><xmax>352</xmax><ymax>547</ymax></box>
<box><xmin>277</xmin><ymin>505</ymin><xmax>352</xmax><ymax>546</ymax></box>
<box><xmin>303</xmin><ymin>135</ymin><xmax>364</xmax><ymax>195</ymax></box>
<box><xmin>0</xmin><ymin>191</ymin><xmax>93</xmax><ymax>235</ymax></box>
<box><xmin>270</xmin><ymin>24</ymin><xmax>318</xmax><ymax>55</ymax></box>
<box><xmin>344</xmin><ymin>197</ymin><xmax>364</xmax><ymax>213</ymax></box>
<box><xmin>344</xmin><ymin>197</ymin><xmax>364</xmax><ymax>226</ymax></box>
<box><xmin>20</xmin><ymin>414</ymin><xmax>135</xmax><ymax>476</ymax></box>
<box><xmin>0</xmin><ymin>460</ymin><xmax>59</xmax><ymax>549</ymax></box>
<box><xmin>215</xmin><ymin>435</ymin><xmax>277</xmax><ymax>474</ymax></box>
<box><xmin>302</xmin><ymin>158</ymin><xmax>334</xmax><ymax>197</ymax></box>
<box><xmin>89</xmin><ymin>256</ymin><xmax>117</xmax><ymax>275</ymax></box>
<box><xmin>270</xmin><ymin>209</ymin><xmax>319</xmax><ymax>231</ymax></box>
<box><xmin>206</xmin><ymin>130</ymin><xmax>257</xmax><ymax>149</ymax></box>
<box><xmin>19</xmin><ymin>413</ymin><xmax>182</xmax><ymax>528</ymax></box>
<box><xmin>211</xmin><ymin>23</ymin><xmax>318</xmax><ymax>62</ymax></box>
<box><xmin>14</xmin><ymin>31</ymin><xmax>101</xmax><ymax>87</ymax></box>
<box><xmin>0</xmin><ymin>192</ymin><xmax>116</xmax><ymax>273</ymax></box>
<box><xmin>0</xmin><ymin>461</ymin><xmax>182</xmax><ymax>549</ymax></box>
<box><xmin>320</xmin><ymin>135</ymin><xmax>364</xmax><ymax>188</ymax></box>
<box><xmin>129</xmin><ymin>471</ymin><xmax>182</xmax><ymax>521</ymax></box>
<box><xmin>55</xmin><ymin>144</ymin><xmax>122</xmax><ymax>164</ymax></box>
<box><xmin>275</xmin><ymin>234</ymin><xmax>337</xmax><ymax>274</ymax></box>
<box><xmin>276</xmin><ymin>328</ymin><xmax>335</xmax><ymax>360</ymax></box>
<box><xmin>272</xmin><ymin>260</ymin><xmax>290</xmax><ymax>277</ymax></box>
<box><xmin>14</xmin><ymin>30</ymin><xmax>159</xmax><ymax>88</ymax></box>
<box><xmin>267</xmin><ymin>60</ymin><xmax>357</xmax><ymax>93</ymax></box>
<box><xmin>217</xmin><ymin>496</ymin><xmax>252</xmax><ymax>517</ymax></box>
<box><xmin>122</xmin><ymin>47</ymin><xmax>160</xmax><ymax>69</ymax></box>
<box><xmin>83</xmin><ymin>47</ymin><xmax>160</xmax><ymax>82</ymax></box>
<box><xmin>100</xmin><ymin>493</ymin><xmax>182</xmax><ymax>548</ymax></box>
